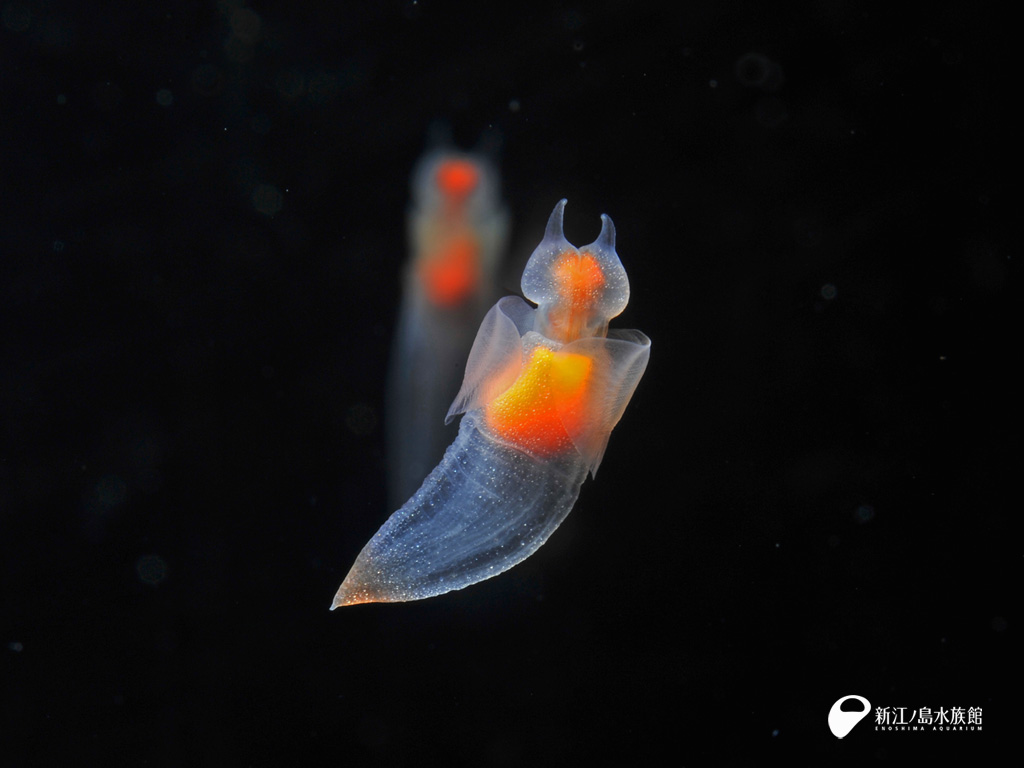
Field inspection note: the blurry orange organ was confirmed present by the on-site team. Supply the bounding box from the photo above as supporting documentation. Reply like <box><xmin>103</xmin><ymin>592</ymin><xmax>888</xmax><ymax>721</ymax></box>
<box><xmin>435</xmin><ymin>159</ymin><xmax>479</xmax><ymax>201</ymax></box>
<box><xmin>418</xmin><ymin>235</ymin><xmax>480</xmax><ymax>307</ymax></box>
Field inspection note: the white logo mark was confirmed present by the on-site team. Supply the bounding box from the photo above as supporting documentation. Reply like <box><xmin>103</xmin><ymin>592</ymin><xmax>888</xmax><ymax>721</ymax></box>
<box><xmin>829</xmin><ymin>695</ymin><xmax>871</xmax><ymax>738</ymax></box>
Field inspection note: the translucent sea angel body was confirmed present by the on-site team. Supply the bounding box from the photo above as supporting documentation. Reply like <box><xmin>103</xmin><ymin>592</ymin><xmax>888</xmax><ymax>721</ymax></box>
<box><xmin>386</xmin><ymin>150</ymin><xmax>509</xmax><ymax>510</ymax></box>
<box><xmin>333</xmin><ymin>200</ymin><xmax>650</xmax><ymax>607</ymax></box>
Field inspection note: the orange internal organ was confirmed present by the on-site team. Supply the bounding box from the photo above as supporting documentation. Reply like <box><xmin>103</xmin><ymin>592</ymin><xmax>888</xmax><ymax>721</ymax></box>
<box><xmin>418</xmin><ymin>235</ymin><xmax>480</xmax><ymax>307</ymax></box>
<box><xmin>435</xmin><ymin>159</ymin><xmax>480</xmax><ymax>201</ymax></box>
<box><xmin>485</xmin><ymin>346</ymin><xmax>593</xmax><ymax>456</ymax></box>
<box><xmin>548</xmin><ymin>251</ymin><xmax>606</xmax><ymax>342</ymax></box>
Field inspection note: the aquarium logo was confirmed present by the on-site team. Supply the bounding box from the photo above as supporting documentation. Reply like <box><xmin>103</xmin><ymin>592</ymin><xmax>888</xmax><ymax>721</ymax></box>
<box><xmin>828</xmin><ymin>695</ymin><xmax>871</xmax><ymax>739</ymax></box>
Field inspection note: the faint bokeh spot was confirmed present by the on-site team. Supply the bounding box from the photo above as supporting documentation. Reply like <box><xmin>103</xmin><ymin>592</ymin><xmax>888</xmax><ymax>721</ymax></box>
<box><xmin>252</xmin><ymin>183</ymin><xmax>283</xmax><ymax>216</ymax></box>
<box><xmin>854</xmin><ymin>504</ymin><xmax>875</xmax><ymax>524</ymax></box>
<box><xmin>94</xmin><ymin>474</ymin><xmax>128</xmax><ymax>511</ymax></box>
<box><xmin>136</xmin><ymin>554</ymin><xmax>169</xmax><ymax>586</ymax></box>
<box><xmin>735</xmin><ymin>52</ymin><xmax>785</xmax><ymax>92</ymax></box>
<box><xmin>156</xmin><ymin>88</ymin><xmax>174</xmax><ymax>107</ymax></box>
<box><xmin>821</xmin><ymin>283</ymin><xmax>837</xmax><ymax>300</ymax></box>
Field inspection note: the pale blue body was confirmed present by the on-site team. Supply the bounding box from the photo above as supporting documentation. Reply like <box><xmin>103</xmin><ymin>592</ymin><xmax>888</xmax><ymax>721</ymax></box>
<box><xmin>338</xmin><ymin>412</ymin><xmax>588</xmax><ymax>605</ymax></box>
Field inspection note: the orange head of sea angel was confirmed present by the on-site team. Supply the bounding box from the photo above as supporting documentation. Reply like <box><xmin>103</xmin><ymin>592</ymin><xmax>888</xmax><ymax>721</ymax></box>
<box><xmin>521</xmin><ymin>199</ymin><xmax>630</xmax><ymax>344</ymax></box>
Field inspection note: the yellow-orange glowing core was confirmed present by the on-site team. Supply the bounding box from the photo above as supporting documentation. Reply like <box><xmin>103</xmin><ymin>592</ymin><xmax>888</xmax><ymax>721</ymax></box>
<box><xmin>418</xmin><ymin>236</ymin><xmax>479</xmax><ymax>307</ymax></box>
<box><xmin>486</xmin><ymin>346</ymin><xmax>593</xmax><ymax>456</ymax></box>
<box><xmin>548</xmin><ymin>251</ymin><xmax>606</xmax><ymax>342</ymax></box>
<box><xmin>436</xmin><ymin>160</ymin><xmax>479</xmax><ymax>201</ymax></box>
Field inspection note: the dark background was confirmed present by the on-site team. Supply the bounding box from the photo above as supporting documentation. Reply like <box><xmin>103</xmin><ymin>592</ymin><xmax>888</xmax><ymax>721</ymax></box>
<box><xmin>2</xmin><ymin>1</ymin><xmax>1013</xmax><ymax>764</ymax></box>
